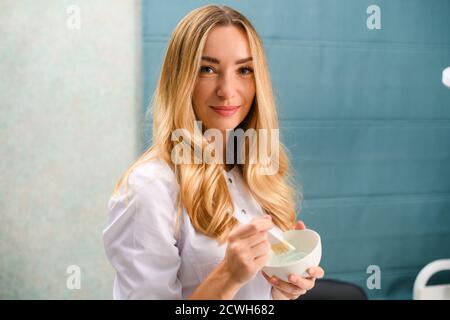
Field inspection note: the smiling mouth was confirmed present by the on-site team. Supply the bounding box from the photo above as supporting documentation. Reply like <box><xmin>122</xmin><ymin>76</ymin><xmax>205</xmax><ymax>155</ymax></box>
<box><xmin>210</xmin><ymin>105</ymin><xmax>240</xmax><ymax>117</ymax></box>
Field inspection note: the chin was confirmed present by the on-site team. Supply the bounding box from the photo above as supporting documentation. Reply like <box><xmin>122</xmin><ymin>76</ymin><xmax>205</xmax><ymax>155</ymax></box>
<box><xmin>204</xmin><ymin>118</ymin><xmax>240</xmax><ymax>131</ymax></box>
<box><xmin>210</xmin><ymin>124</ymin><xmax>239</xmax><ymax>133</ymax></box>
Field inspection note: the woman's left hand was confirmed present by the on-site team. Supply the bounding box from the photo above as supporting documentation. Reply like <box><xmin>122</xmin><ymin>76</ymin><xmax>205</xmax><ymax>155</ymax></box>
<box><xmin>261</xmin><ymin>220</ymin><xmax>325</xmax><ymax>300</ymax></box>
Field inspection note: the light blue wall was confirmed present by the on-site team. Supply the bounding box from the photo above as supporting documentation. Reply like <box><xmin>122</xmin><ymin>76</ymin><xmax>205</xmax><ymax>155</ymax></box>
<box><xmin>142</xmin><ymin>0</ymin><xmax>450</xmax><ymax>299</ymax></box>
<box><xmin>0</xmin><ymin>0</ymin><xmax>141</xmax><ymax>299</ymax></box>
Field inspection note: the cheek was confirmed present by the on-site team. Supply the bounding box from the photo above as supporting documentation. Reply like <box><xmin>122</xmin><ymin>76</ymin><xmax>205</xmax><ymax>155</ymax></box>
<box><xmin>193</xmin><ymin>79</ymin><xmax>214</xmax><ymax>106</ymax></box>
<box><xmin>242</xmin><ymin>80</ymin><xmax>256</xmax><ymax>107</ymax></box>
<box><xmin>192</xmin><ymin>80</ymin><xmax>216</xmax><ymax>125</ymax></box>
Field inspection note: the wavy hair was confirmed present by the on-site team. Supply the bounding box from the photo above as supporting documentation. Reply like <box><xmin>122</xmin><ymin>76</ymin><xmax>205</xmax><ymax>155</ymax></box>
<box><xmin>112</xmin><ymin>5</ymin><xmax>302</xmax><ymax>244</ymax></box>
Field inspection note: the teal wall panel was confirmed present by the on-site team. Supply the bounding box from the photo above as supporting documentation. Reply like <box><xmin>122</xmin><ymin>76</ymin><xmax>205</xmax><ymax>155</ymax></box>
<box><xmin>142</xmin><ymin>0</ymin><xmax>450</xmax><ymax>299</ymax></box>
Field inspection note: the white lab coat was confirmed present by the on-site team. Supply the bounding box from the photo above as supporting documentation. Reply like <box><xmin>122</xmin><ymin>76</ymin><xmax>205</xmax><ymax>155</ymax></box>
<box><xmin>102</xmin><ymin>157</ymin><xmax>273</xmax><ymax>299</ymax></box>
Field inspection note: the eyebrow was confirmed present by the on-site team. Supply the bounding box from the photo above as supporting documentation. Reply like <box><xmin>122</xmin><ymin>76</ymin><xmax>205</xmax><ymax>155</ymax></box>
<box><xmin>201</xmin><ymin>56</ymin><xmax>253</xmax><ymax>64</ymax></box>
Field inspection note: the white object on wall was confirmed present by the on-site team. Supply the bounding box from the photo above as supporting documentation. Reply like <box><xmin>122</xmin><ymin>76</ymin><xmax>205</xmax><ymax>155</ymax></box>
<box><xmin>413</xmin><ymin>259</ymin><xmax>450</xmax><ymax>300</ymax></box>
<box><xmin>443</xmin><ymin>66</ymin><xmax>450</xmax><ymax>88</ymax></box>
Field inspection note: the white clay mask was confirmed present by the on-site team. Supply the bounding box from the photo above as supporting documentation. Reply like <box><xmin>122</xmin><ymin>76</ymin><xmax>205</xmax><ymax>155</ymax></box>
<box><xmin>268</xmin><ymin>248</ymin><xmax>307</xmax><ymax>266</ymax></box>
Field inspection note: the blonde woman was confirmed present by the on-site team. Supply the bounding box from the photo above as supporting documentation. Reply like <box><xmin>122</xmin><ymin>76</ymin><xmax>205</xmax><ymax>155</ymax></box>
<box><xmin>102</xmin><ymin>5</ymin><xmax>324</xmax><ymax>300</ymax></box>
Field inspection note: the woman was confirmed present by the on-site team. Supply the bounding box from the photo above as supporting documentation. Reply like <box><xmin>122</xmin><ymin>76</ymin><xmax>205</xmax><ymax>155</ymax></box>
<box><xmin>103</xmin><ymin>4</ymin><xmax>324</xmax><ymax>300</ymax></box>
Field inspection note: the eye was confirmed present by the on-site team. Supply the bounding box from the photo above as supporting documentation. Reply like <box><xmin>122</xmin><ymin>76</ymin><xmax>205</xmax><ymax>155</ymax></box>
<box><xmin>200</xmin><ymin>65</ymin><xmax>215</xmax><ymax>74</ymax></box>
<box><xmin>238</xmin><ymin>66</ymin><xmax>254</xmax><ymax>76</ymax></box>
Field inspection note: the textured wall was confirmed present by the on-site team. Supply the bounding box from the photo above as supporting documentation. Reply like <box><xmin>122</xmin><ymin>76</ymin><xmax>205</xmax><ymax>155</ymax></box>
<box><xmin>142</xmin><ymin>0</ymin><xmax>450</xmax><ymax>299</ymax></box>
<box><xmin>0</xmin><ymin>0</ymin><xmax>141</xmax><ymax>298</ymax></box>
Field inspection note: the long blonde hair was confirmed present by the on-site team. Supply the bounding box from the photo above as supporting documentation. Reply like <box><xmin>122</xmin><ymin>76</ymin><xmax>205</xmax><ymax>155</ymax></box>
<box><xmin>113</xmin><ymin>5</ymin><xmax>302</xmax><ymax>244</ymax></box>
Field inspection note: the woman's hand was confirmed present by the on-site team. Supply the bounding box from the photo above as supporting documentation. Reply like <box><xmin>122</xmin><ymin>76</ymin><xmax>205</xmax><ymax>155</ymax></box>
<box><xmin>262</xmin><ymin>220</ymin><xmax>325</xmax><ymax>300</ymax></box>
<box><xmin>222</xmin><ymin>215</ymin><xmax>274</xmax><ymax>286</ymax></box>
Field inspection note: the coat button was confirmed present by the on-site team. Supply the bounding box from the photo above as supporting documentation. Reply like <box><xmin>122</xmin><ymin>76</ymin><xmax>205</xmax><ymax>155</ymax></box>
<box><xmin>241</xmin><ymin>209</ymin><xmax>246</xmax><ymax>214</ymax></box>
<box><xmin>228</xmin><ymin>178</ymin><xmax>232</xmax><ymax>183</ymax></box>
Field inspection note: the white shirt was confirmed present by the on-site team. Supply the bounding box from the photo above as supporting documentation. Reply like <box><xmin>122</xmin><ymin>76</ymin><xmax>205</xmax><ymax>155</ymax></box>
<box><xmin>102</xmin><ymin>157</ymin><xmax>274</xmax><ymax>299</ymax></box>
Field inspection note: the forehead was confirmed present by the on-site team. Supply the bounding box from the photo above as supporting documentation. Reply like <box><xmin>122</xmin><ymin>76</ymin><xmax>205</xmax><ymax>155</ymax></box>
<box><xmin>202</xmin><ymin>25</ymin><xmax>252</xmax><ymax>62</ymax></box>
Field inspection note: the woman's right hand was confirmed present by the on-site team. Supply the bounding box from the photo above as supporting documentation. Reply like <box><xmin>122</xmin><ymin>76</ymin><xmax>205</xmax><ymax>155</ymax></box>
<box><xmin>222</xmin><ymin>215</ymin><xmax>274</xmax><ymax>285</ymax></box>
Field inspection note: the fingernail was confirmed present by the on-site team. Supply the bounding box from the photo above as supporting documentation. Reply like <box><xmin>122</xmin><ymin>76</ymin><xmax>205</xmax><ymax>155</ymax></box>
<box><xmin>271</xmin><ymin>277</ymin><xmax>278</xmax><ymax>285</ymax></box>
<box><xmin>308</xmin><ymin>269</ymin><xmax>315</xmax><ymax>276</ymax></box>
<box><xmin>289</xmin><ymin>275</ymin><xmax>297</xmax><ymax>282</ymax></box>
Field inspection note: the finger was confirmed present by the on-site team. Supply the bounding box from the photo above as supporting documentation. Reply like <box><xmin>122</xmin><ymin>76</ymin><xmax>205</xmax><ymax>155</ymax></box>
<box><xmin>240</xmin><ymin>220</ymin><xmax>273</xmax><ymax>240</ymax></box>
<box><xmin>276</xmin><ymin>287</ymin><xmax>307</xmax><ymax>300</ymax></box>
<box><xmin>229</xmin><ymin>218</ymin><xmax>273</xmax><ymax>241</ymax></box>
<box><xmin>307</xmin><ymin>267</ymin><xmax>325</xmax><ymax>279</ymax></box>
<box><xmin>247</xmin><ymin>231</ymin><xmax>269</xmax><ymax>248</ymax></box>
<box><xmin>261</xmin><ymin>271</ymin><xmax>271</xmax><ymax>282</ymax></box>
<box><xmin>251</xmin><ymin>240</ymin><xmax>271</xmax><ymax>259</ymax></box>
<box><xmin>262</xmin><ymin>271</ymin><xmax>278</xmax><ymax>286</ymax></box>
<box><xmin>262</xmin><ymin>271</ymin><xmax>280</xmax><ymax>285</ymax></box>
<box><xmin>254</xmin><ymin>251</ymin><xmax>270</xmax><ymax>263</ymax></box>
<box><xmin>287</xmin><ymin>274</ymin><xmax>316</xmax><ymax>290</ymax></box>
<box><xmin>270</xmin><ymin>277</ymin><xmax>306</xmax><ymax>296</ymax></box>
<box><xmin>295</xmin><ymin>220</ymin><xmax>306</xmax><ymax>230</ymax></box>
<box><xmin>263</xmin><ymin>273</ymin><xmax>310</xmax><ymax>299</ymax></box>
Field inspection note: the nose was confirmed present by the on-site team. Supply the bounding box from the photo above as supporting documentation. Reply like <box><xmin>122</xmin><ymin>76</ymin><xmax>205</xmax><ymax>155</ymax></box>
<box><xmin>216</xmin><ymin>71</ymin><xmax>236</xmax><ymax>100</ymax></box>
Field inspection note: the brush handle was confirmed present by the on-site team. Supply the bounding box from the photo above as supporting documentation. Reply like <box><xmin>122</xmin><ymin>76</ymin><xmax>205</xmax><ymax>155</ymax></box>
<box><xmin>233</xmin><ymin>212</ymin><xmax>285</xmax><ymax>245</ymax></box>
<box><xmin>267</xmin><ymin>226</ymin><xmax>286</xmax><ymax>245</ymax></box>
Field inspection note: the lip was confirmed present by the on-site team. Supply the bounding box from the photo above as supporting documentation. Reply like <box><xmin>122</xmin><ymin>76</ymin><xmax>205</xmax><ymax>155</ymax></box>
<box><xmin>210</xmin><ymin>105</ymin><xmax>240</xmax><ymax>117</ymax></box>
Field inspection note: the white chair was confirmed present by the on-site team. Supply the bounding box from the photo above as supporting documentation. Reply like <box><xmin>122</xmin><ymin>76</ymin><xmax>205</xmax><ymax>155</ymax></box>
<box><xmin>413</xmin><ymin>259</ymin><xmax>450</xmax><ymax>300</ymax></box>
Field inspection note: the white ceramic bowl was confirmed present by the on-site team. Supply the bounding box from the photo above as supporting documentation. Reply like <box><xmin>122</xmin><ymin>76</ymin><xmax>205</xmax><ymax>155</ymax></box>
<box><xmin>262</xmin><ymin>229</ymin><xmax>322</xmax><ymax>282</ymax></box>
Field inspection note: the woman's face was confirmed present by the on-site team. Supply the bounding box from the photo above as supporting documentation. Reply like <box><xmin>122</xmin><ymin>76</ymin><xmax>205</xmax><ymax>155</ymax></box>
<box><xmin>192</xmin><ymin>25</ymin><xmax>256</xmax><ymax>133</ymax></box>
